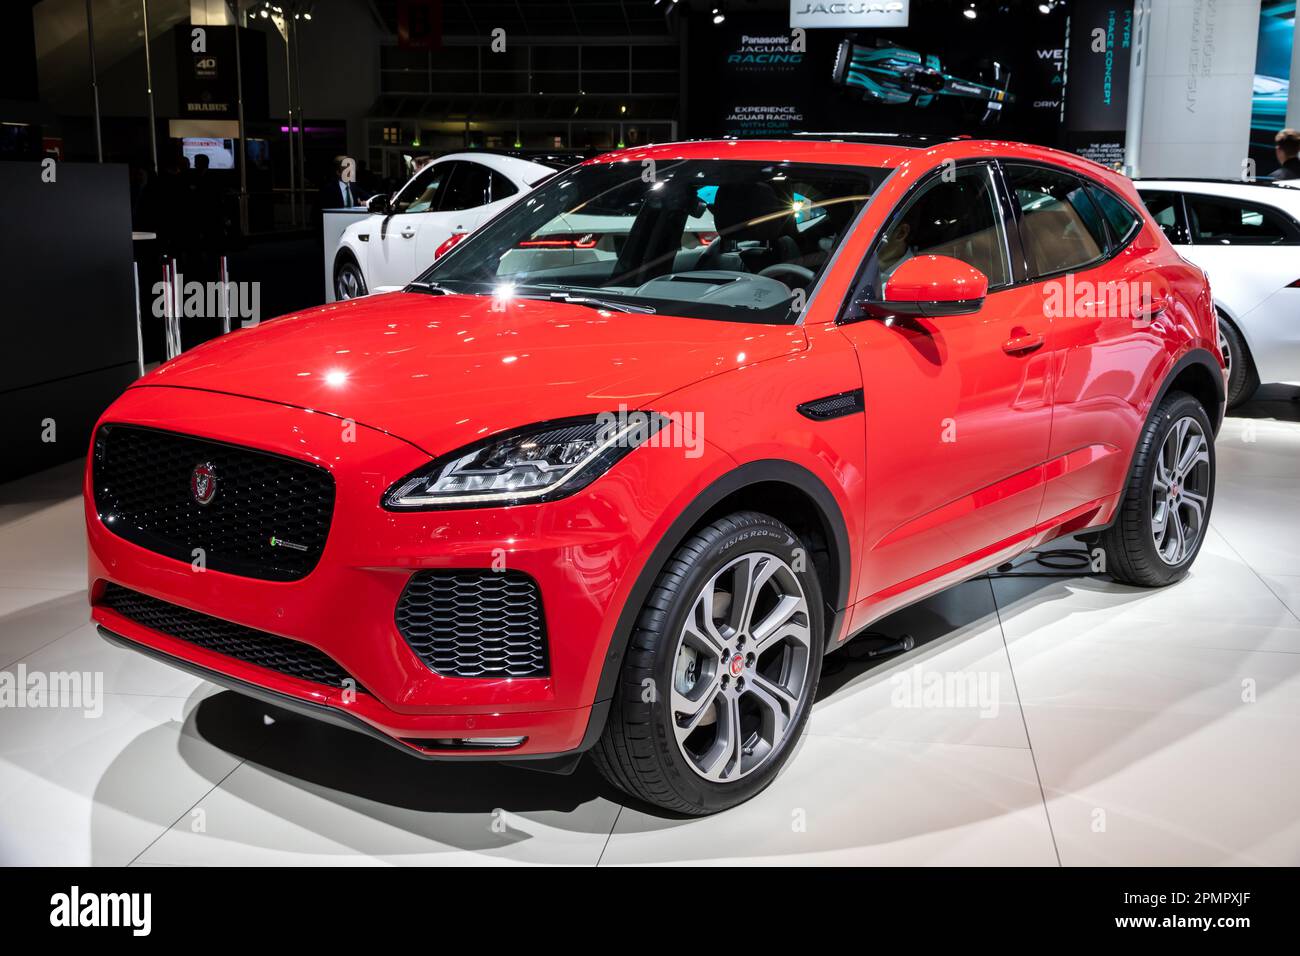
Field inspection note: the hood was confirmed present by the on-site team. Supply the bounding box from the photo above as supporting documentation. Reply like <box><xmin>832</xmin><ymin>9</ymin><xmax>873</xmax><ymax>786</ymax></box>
<box><xmin>142</xmin><ymin>292</ymin><xmax>806</xmax><ymax>455</ymax></box>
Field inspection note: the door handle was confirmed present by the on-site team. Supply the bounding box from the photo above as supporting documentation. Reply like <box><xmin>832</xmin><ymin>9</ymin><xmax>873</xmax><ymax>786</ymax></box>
<box><xmin>1140</xmin><ymin>295</ymin><xmax>1171</xmax><ymax>322</ymax></box>
<box><xmin>400</xmin><ymin>228</ymin><xmax>416</xmax><ymax>239</ymax></box>
<box><xmin>1002</xmin><ymin>331</ymin><xmax>1045</xmax><ymax>355</ymax></box>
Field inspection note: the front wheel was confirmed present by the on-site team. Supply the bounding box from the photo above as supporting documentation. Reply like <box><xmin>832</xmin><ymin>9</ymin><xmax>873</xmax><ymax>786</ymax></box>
<box><xmin>591</xmin><ymin>511</ymin><xmax>824</xmax><ymax>814</ymax></box>
<box><xmin>1098</xmin><ymin>391</ymin><xmax>1215</xmax><ymax>587</ymax></box>
<box><xmin>334</xmin><ymin>255</ymin><xmax>368</xmax><ymax>300</ymax></box>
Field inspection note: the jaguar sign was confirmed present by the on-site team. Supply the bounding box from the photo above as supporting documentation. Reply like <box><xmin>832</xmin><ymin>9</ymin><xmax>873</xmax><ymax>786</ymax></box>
<box><xmin>790</xmin><ymin>0</ymin><xmax>909</xmax><ymax>29</ymax></box>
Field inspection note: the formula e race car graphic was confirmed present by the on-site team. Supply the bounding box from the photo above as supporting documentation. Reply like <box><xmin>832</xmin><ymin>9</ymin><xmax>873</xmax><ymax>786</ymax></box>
<box><xmin>832</xmin><ymin>38</ymin><xmax>1013</xmax><ymax>125</ymax></box>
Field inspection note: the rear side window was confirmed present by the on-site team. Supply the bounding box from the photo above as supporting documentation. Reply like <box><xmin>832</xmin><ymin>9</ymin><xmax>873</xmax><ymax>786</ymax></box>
<box><xmin>1138</xmin><ymin>191</ymin><xmax>1179</xmax><ymax>228</ymax></box>
<box><xmin>1089</xmin><ymin>186</ymin><xmax>1143</xmax><ymax>247</ymax></box>
<box><xmin>1005</xmin><ymin>164</ymin><xmax>1107</xmax><ymax>277</ymax></box>
<box><xmin>1185</xmin><ymin>195</ymin><xmax>1297</xmax><ymax>245</ymax></box>
<box><xmin>1137</xmin><ymin>190</ymin><xmax>1186</xmax><ymax>243</ymax></box>
<box><xmin>439</xmin><ymin>162</ymin><xmax>494</xmax><ymax>211</ymax></box>
<box><xmin>490</xmin><ymin>170</ymin><xmax>518</xmax><ymax>203</ymax></box>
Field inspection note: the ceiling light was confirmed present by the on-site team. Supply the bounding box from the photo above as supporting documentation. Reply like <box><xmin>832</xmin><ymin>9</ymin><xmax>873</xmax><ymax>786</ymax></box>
<box><xmin>963</xmin><ymin>4</ymin><xmax>978</xmax><ymax>19</ymax></box>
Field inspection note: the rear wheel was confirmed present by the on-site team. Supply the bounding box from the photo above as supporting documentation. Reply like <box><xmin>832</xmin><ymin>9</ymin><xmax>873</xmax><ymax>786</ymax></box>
<box><xmin>1098</xmin><ymin>392</ymin><xmax>1215</xmax><ymax>587</ymax></box>
<box><xmin>591</xmin><ymin>511</ymin><xmax>824</xmax><ymax>815</ymax></box>
<box><xmin>1218</xmin><ymin>314</ymin><xmax>1258</xmax><ymax>408</ymax></box>
<box><xmin>334</xmin><ymin>255</ymin><xmax>368</xmax><ymax>300</ymax></box>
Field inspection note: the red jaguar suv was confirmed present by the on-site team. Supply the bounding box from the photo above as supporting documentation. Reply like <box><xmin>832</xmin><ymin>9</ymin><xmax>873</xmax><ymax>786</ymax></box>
<box><xmin>87</xmin><ymin>136</ymin><xmax>1223</xmax><ymax>814</ymax></box>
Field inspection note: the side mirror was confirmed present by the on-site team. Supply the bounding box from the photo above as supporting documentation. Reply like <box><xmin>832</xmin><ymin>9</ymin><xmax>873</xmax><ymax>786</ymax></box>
<box><xmin>367</xmin><ymin>194</ymin><xmax>391</xmax><ymax>215</ymax></box>
<box><xmin>875</xmin><ymin>255</ymin><xmax>989</xmax><ymax>317</ymax></box>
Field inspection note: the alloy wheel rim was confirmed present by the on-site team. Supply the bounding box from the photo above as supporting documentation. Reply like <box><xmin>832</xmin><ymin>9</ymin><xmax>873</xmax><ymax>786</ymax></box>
<box><xmin>1217</xmin><ymin>325</ymin><xmax>1232</xmax><ymax>378</ymax></box>
<box><xmin>337</xmin><ymin>268</ymin><xmax>361</xmax><ymax>299</ymax></box>
<box><xmin>1150</xmin><ymin>415</ymin><xmax>1211</xmax><ymax>566</ymax></box>
<box><xmin>670</xmin><ymin>551</ymin><xmax>812</xmax><ymax>783</ymax></box>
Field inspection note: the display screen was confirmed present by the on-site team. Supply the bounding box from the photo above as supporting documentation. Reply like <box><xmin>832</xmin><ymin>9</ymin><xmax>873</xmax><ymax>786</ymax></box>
<box><xmin>181</xmin><ymin>137</ymin><xmax>235</xmax><ymax>170</ymax></box>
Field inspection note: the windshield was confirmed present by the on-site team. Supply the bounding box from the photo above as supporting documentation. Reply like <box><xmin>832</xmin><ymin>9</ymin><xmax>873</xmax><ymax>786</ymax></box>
<box><xmin>412</xmin><ymin>159</ymin><xmax>888</xmax><ymax>324</ymax></box>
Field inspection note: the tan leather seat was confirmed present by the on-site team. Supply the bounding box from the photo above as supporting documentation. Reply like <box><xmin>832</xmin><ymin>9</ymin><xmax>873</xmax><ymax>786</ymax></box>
<box><xmin>1021</xmin><ymin>207</ymin><xmax>1102</xmax><ymax>272</ymax></box>
<box><xmin>922</xmin><ymin>225</ymin><xmax>1007</xmax><ymax>285</ymax></box>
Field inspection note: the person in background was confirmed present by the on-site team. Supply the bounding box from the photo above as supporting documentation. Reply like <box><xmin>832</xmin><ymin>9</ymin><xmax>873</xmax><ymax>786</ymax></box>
<box><xmin>1271</xmin><ymin>129</ymin><xmax>1300</xmax><ymax>180</ymax></box>
<box><xmin>316</xmin><ymin>155</ymin><xmax>359</xmax><ymax>218</ymax></box>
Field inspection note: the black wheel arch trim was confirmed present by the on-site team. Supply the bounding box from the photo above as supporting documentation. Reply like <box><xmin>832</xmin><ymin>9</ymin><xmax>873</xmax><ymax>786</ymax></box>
<box><xmin>1084</xmin><ymin>346</ymin><xmax>1224</xmax><ymax>537</ymax></box>
<box><xmin>333</xmin><ymin>249</ymin><xmax>364</xmax><ymax>287</ymax></box>
<box><xmin>1155</xmin><ymin>347</ymin><xmax>1225</xmax><ymax>434</ymax></box>
<box><xmin>591</xmin><ymin>459</ymin><xmax>852</xmax><ymax>706</ymax></box>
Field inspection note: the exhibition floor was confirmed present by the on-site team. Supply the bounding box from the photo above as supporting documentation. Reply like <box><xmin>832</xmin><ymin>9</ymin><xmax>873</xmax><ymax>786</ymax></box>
<box><xmin>1</xmin><ymin>389</ymin><xmax>1298</xmax><ymax>867</ymax></box>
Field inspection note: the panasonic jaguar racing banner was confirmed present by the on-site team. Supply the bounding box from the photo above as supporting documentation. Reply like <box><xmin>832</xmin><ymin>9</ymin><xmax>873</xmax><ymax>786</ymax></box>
<box><xmin>719</xmin><ymin>29</ymin><xmax>813</xmax><ymax>137</ymax></box>
<box><xmin>791</xmin><ymin>1</ymin><xmax>909</xmax><ymax>29</ymax></box>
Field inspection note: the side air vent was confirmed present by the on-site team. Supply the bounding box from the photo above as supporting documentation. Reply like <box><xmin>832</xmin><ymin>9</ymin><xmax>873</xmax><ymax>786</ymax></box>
<box><xmin>797</xmin><ymin>389</ymin><xmax>865</xmax><ymax>421</ymax></box>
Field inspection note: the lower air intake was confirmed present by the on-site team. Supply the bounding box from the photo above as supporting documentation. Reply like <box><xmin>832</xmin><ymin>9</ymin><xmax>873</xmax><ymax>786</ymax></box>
<box><xmin>395</xmin><ymin>570</ymin><xmax>548</xmax><ymax>679</ymax></box>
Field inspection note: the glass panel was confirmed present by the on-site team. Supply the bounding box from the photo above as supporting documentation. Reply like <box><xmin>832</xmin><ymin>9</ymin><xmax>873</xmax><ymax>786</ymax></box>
<box><xmin>1005</xmin><ymin>164</ymin><xmax>1107</xmax><ymax>276</ymax></box>
<box><xmin>876</xmin><ymin>165</ymin><xmax>1009</xmax><ymax>287</ymax></box>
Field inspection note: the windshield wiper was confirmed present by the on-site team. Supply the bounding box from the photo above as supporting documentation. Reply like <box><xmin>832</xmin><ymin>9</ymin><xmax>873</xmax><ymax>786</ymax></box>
<box><xmin>528</xmin><ymin>290</ymin><xmax>656</xmax><ymax>314</ymax></box>
<box><xmin>405</xmin><ymin>281</ymin><xmax>448</xmax><ymax>295</ymax></box>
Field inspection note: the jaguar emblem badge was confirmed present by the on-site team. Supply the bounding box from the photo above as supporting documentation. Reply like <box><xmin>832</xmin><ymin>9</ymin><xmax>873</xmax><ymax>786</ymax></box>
<box><xmin>190</xmin><ymin>462</ymin><xmax>218</xmax><ymax>506</ymax></box>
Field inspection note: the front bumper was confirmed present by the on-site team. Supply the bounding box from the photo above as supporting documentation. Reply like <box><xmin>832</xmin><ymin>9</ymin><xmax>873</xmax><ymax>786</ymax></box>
<box><xmin>86</xmin><ymin>385</ymin><xmax>728</xmax><ymax>758</ymax></box>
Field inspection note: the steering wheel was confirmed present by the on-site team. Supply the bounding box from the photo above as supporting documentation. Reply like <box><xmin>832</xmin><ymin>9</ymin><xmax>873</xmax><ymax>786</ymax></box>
<box><xmin>758</xmin><ymin>263</ymin><xmax>816</xmax><ymax>285</ymax></box>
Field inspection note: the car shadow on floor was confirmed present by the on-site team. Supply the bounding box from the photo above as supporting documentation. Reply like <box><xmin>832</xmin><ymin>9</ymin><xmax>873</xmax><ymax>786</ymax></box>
<box><xmin>142</xmin><ymin>534</ymin><xmax>1296</xmax><ymax>856</ymax></box>
<box><xmin>186</xmin><ymin>688</ymin><xmax>628</xmax><ymax>819</ymax></box>
<box><xmin>161</xmin><ymin>571</ymin><xmax>1024</xmax><ymax>845</ymax></box>
<box><xmin>1232</xmin><ymin>383</ymin><xmax>1300</xmax><ymax>422</ymax></box>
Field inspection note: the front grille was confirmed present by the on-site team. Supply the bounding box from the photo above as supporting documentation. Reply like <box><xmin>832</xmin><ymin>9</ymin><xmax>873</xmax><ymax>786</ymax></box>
<box><xmin>92</xmin><ymin>424</ymin><xmax>334</xmax><ymax>581</ymax></box>
<box><xmin>100</xmin><ymin>583</ymin><xmax>364</xmax><ymax>692</ymax></box>
<box><xmin>395</xmin><ymin>570</ymin><xmax>548</xmax><ymax>678</ymax></box>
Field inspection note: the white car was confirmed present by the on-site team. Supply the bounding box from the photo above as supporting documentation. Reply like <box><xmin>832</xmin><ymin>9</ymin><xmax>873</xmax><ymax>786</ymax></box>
<box><xmin>332</xmin><ymin>152</ymin><xmax>564</xmax><ymax>300</ymax></box>
<box><xmin>1135</xmin><ymin>179</ymin><xmax>1300</xmax><ymax>406</ymax></box>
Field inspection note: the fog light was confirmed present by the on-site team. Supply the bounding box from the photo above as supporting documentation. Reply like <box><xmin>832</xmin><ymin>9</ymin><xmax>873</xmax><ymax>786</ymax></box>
<box><xmin>421</xmin><ymin>736</ymin><xmax>527</xmax><ymax>749</ymax></box>
<box><xmin>464</xmin><ymin>736</ymin><xmax>526</xmax><ymax>748</ymax></box>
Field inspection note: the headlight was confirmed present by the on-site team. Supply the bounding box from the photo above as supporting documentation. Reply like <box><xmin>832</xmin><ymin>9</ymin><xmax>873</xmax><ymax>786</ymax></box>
<box><xmin>383</xmin><ymin>413</ymin><xmax>668</xmax><ymax>509</ymax></box>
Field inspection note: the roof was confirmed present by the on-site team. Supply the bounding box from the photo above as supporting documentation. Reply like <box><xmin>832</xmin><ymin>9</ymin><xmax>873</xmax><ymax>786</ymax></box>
<box><xmin>431</xmin><ymin>152</ymin><xmax>560</xmax><ymax>184</ymax></box>
<box><xmin>584</xmin><ymin>137</ymin><xmax>929</xmax><ymax>170</ymax></box>
<box><xmin>1134</xmin><ymin>177</ymin><xmax>1293</xmax><ymax>187</ymax></box>
<box><xmin>580</xmin><ymin>136</ymin><xmax>1127</xmax><ymax>180</ymax></box>
<box><xmin>1133</xmin><ymin>177</ymin><xmax>1300</xmax><ymax>211</ymax></box>
<box><xmin>779</xmin><ymin>131</ymin><xmax>973</xmax><ymax>148</ymax></box>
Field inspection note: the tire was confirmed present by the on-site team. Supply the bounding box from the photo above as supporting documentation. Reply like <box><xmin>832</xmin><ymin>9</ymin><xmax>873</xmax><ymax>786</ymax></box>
<box><xmin>1098</xmin><ymin>391</ymin><xmax>1216</xmax><ymax>587</ymax></box>
<box><xmin>334</xmin><ymin>255</ymin><xmax>368</xmax><ymax>300</ymax></box>
<box><xmin>1218</xmin><ymin>315</ymin><xmax>1259</xmax><ymax>408</ymax></box>
<box><xmin>591</xmin><ymin>511</ymin><xmax>825</xmax><ymax>815</ymax></box>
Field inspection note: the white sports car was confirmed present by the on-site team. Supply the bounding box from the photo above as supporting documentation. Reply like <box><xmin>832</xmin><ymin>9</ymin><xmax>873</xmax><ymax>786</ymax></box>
<box><xmin>1135</xmin><ymin>178</ymin><xmax>1300</xmax><ymax>406</ymax></box>
<box><xmin>332</xmin><ymin>152</ymin><xmax>566</xmax><ymax>301</ymax></box>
